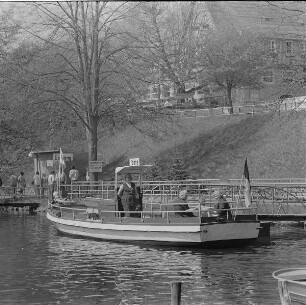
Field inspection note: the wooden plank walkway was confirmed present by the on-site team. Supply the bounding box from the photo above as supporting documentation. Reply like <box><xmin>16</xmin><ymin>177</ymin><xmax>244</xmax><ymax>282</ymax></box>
<box><xmin>0</xmin><ymin>196</ymin><xmax>40</xmax><ymax>212</ymax></box>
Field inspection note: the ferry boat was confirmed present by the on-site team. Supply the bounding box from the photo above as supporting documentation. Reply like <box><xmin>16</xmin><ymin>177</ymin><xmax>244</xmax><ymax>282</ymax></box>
<box><xmin>47</xmin><ymin>164</ymin><xmax>263</xmax><ymax>248</ymax></box>
<box><xmin>273</xmin><ymin>268</ymin><xmax>306</xmax><ymax>305</ymax></box>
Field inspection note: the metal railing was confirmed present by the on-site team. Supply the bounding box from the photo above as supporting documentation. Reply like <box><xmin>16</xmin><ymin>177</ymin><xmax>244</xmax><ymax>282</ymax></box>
<box><xmin>0</xmin><ymin>186</ymin><xmax>48</xmax><ymax>200</ymax></box>
<box><xmin>67</xmin><ymin>181</ymin><xmax>306</xmax><ymax>217</ymax></box>
<box><xmin>48</xmin><ymin>202</ymin><xmax>257</xmax><ymax>225</ymax></box>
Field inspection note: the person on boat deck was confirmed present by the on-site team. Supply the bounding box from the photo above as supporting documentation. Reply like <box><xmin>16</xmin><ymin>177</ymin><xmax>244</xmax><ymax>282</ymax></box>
<box><xmin>173</xmin><ymin>190</ymin><xmax>194</xmax><ymax>217</ymax></box>
<box><xmin>117</xmin><ymin>173</ymin><xmax>139</xmax><ymax>217</ymax></box>
<box><xmin>213</xmin><ymin>190</ymin><xmax>232</xmax><ymax>221</ymax></box>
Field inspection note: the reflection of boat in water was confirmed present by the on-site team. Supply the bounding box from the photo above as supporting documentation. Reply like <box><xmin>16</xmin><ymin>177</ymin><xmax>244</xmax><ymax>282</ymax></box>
<box><xmin>47</xmin><ymin>165</ymin><xmax>264</xmax><ymax>248</ymax></box>
<box><xmin>273</xmin><ymin>268</ymin><xmax>306</xmax><ymax>305</ymax></box>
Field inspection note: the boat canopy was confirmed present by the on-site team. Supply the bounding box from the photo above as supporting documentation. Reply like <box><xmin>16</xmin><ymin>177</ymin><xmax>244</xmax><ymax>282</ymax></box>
<box><xmin>114</xmin><ymin>165</ymin><xmax>153</xmax><ymax>192</ymax></box>
<box><xmin>115</xmin><ymin>165</ymin><xmax>153</xmax><ymax>175</ymax></box>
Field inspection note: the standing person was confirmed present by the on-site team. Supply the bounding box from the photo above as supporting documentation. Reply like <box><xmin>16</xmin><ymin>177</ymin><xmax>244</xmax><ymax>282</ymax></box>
<box><xmin>213</xmin><ymin>190</ymin><xmax>232</xmax><ymax>221</ymax></box>
<box><xmin>32</xmin><ymin>171</ymin><xmax>41</xmax><ymax>197</ymax></box>
<box><xmin>69</xmin><ymin>165</ymin><xmax>79</xmax><ymax>182</ymax></box>
<box><xmin>48</xmin><ymin>170</ymin><xmax>56</xmax><ymax>201</ymax></box>
<box><xmin>17</xmin><ymin>172</ymin><xmax>26</xmax><ymax>195</ymax></box>
<box><xmin>117</xmin><ymin>173</ymin><xmax>139</xmax><ymax>217</ymax></box>
<box><xmin>9</xmin><ymin>173</ymin><xmax>18</xmax><ymax>194</ymax></box>
<box><xmin>86</xmin><ymin>167</ymin><xmax>90</xmax><ymax>182</ymax></box>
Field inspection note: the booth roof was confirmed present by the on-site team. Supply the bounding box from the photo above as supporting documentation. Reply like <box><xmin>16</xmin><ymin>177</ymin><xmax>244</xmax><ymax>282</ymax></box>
<box><xmin>31</xmin><ymin>150</ymin><xmax>60</xmax><ymax>155</ymax></box>
<box><xmin>115</xmin><ymin>165</ymin><xmax>153</xmax><ymax>175</ymax></box>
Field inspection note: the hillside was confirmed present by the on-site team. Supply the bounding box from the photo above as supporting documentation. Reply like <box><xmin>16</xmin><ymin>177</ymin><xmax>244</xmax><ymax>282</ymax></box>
<box><xmin>99</xmin><ymin>111</ymin><xmax>306</xmax><ymax>180</ymax></box>
<box><xmin>14</xmin><ymin>110</ymin><xmax>306</xmax><ymax>184</ymax></box>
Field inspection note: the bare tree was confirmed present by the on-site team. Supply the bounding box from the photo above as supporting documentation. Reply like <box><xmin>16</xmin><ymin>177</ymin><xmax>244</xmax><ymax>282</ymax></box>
<box><xmin>129</xmin><ymin>2</ymin><xmax>212</xmax><ymax>104</ymax></box>
<box><xmin>3</xmin><ymin>1</ymin><xmax>157</xmax><ymax>179</ymax></box>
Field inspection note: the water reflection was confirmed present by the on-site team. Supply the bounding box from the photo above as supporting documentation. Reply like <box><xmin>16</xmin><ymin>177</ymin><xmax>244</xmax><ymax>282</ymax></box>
<box><xmin>1</xmin><ymin>214</ymin><xmax>306</xmax><ymax>305</ymax></box>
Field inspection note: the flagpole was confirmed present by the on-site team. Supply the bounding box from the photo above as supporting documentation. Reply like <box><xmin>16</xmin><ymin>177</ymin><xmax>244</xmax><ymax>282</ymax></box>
<box><xmin>243</xmin><ymin>158</ymin><xmax>252</xmax><ymax>207</ymax></box>
<box><xmin>58</xmin><ymin>148</ymin><xmax>61</xmax><ymax>194</ymax></box>
<box><xmin>236</xmin><ymin>174</ymin><xmax>244</xmax><ymax>213</ymax></box>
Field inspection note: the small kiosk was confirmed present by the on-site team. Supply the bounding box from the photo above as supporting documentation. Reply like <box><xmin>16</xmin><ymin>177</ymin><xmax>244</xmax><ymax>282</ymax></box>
<box><xmin>29</xmin><ymin>149</ymin><xmax>73</xmax><ymax>185</ymax></box>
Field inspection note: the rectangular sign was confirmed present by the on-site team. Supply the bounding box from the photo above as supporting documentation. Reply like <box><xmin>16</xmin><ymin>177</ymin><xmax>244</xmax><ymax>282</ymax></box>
<box><xmin>89</xmin><ymin>161</ymin><xmax>103</xmax><ymax>172</ymax></box>
<box><xmin>129</xmin><ymin>158</ymin><xmax>140</xmax><ymax>166</ymax></box>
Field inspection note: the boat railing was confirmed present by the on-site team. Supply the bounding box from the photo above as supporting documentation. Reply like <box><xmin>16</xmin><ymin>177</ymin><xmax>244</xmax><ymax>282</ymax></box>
<box><xmin>48</xmin><ymin>202</ymin><xmax>257</xmax><ymax>224</ymax></box>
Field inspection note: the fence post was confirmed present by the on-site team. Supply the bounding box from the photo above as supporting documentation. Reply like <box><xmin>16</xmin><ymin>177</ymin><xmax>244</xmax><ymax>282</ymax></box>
<box><xmin>170</xmin><ymin>282</ymin><xmax>181</xmax><ymax>305</ymax></box>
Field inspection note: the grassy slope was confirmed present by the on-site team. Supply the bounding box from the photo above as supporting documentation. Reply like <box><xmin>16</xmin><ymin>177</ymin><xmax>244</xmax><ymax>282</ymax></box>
<box><xmin>18</xmin><ymin>110</ymin><xmax>306</xmax><ymax>183</ymax></box>
<box><xmin>100</xmin><ymin>111</ymin><xmax>306</xmax><ymax>180</ymax></box>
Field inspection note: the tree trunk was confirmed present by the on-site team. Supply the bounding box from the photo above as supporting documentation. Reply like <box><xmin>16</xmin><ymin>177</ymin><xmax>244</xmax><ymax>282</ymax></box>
<box><xmin>176</xmin><ymin>82</ymin><xmax>186</xmax><ymax>107</ymax></box>
<box><xmin>226</xmin><ymin>84</ymin><xmax>234</xmax><ymax>114</ymax></box>
<box><xmin>86</xmin><ymin>116</ymin><xmax>99</xmax><ymax>181</ymax></box>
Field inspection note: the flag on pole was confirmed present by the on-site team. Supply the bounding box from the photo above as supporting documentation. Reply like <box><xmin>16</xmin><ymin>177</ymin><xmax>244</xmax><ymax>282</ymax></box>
<box><xmin>59</xmin><ymin>148</ymin><xmax>66</xmax><ymax>170</ymax></box>
<box><xmin>242</xmin><ymin>158</ymin><xmax>252</xmax><ymax>207</ymax></box>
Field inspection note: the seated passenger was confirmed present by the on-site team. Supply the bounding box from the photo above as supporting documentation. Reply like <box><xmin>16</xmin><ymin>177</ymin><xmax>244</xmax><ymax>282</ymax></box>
<box><xmin>213</xmin><ymin>190</ymin><xmax>232</xmax><ymax>221</ymax></box>
<box><xmin>173</xmin><ymin>190</ymin><xmax>194</xmax><ymax>217</ymax></box>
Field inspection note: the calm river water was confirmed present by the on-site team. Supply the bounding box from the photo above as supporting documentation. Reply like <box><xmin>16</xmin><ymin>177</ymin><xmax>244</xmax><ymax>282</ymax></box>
<box><xmin>0</xmin><ymin>212</ymin><xmax>305</xmax><ymax>305</ymax></box>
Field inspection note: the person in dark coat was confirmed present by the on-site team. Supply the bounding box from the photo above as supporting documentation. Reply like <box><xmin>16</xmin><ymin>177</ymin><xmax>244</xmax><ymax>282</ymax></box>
<box><xmin>213</xmin><ymin>190</ymin><xmax>232</xmax><ymax>221</ymax></box>
<box><xmin>117</xmin><ymin>173</ymin><xmax>139</xmax><ymax>217</ymax></box>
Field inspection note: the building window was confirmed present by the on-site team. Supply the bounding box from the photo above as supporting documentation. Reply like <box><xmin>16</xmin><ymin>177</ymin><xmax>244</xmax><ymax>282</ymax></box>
<box><xmin>269</xmin><ymin>40</ymin><xmax>276</xmax><ymax>53</ymax></box>
<box><xmin>286</xmin><ymin>41</ymin><xmax>292</xmax><ymax>54</ymax></box>
<box><xmin>262</xmin><ymin>70</ymin><xmax>274</xmax><ymax>83</ymax></box>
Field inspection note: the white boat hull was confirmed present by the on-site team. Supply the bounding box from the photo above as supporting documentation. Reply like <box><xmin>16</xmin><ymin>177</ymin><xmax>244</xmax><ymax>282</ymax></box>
<box><xmin>47</xmin><ymin>212</ymin><xmax>260</xmax><ymax>247</ymax></box>
<box><xmin>273</xmin><ymin>268</ymin><xmax>306</xmax><ymax>305</ymax></box>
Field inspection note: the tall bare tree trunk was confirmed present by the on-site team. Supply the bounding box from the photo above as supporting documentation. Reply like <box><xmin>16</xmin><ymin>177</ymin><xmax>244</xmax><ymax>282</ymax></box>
<box><xmin>226</xmin><ymin>83</ymin><xmax>234</xmax><ymax>114</ymax></box>
<box><xmin>86</xmin><ymin>116</ymin><xmax>98</xmax><ymax>181</ymax></box>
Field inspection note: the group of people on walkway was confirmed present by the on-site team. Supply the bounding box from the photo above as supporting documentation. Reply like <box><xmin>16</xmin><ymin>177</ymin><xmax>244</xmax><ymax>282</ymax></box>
<box><xmin>3</xmin><ymin>166</ymin><xmax>79</xmax><ymax>199</ymax></box>
<box><xmin>8</xmin><ymin>172</ymin><xmax>27</xmax><ymax>195</ymax></box>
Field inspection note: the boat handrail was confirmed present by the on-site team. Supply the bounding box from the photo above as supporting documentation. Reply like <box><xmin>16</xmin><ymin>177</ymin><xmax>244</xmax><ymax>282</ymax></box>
<box><xmin>48</xmin><ymin>202</ymin><xmax>257</xmax><ymax>220</ymax></box>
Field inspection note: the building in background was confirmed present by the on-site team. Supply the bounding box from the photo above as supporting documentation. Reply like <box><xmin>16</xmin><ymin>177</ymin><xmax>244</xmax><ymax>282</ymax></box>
<box><xmin>143</xmin><ymin>1</ymin><xmax>306</xmax><ymax>108</ymax></box>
